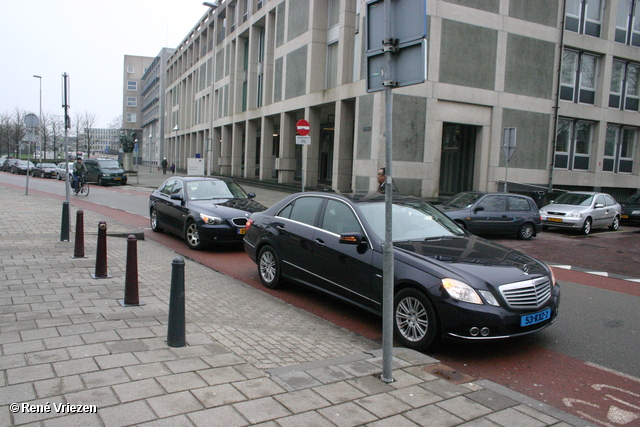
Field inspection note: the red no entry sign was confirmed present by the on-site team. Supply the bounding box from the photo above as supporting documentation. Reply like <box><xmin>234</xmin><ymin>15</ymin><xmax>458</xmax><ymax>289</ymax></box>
<box><xmin>296</xmin><ymin>119</ymin><xmax>310</xmax><ymax>136</ymax></box>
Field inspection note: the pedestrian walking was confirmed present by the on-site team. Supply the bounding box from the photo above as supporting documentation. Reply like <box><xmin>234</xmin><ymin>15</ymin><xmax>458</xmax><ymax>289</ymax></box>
<box><xmin>170</xmin><ymin>163</ymin><xmax>175</xmax><ymax>174</ymax></box>
<box><xmin>161</xmin><ymin>158</ymin><xmax>168</xmax><ymax>175</ymax></box>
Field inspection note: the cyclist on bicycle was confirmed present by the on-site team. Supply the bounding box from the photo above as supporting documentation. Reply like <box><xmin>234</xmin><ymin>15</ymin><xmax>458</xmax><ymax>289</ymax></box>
<box><xmin>72</xmin><ymin>157</ymin><xmax>87</xmax><ymax>192</ymax></box>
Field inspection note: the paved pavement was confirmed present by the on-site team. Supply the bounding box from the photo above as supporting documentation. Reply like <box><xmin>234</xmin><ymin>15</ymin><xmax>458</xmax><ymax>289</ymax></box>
<box><xmin>0</xmin><ymin>168</ymin><xmax>592</xmax><ymax>426</ymax></box>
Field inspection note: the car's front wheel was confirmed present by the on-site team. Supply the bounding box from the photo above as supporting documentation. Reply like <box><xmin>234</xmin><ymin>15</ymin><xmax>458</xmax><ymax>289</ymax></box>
<box><xmin>394</xmin><ymin>288</ymin><xmax>438</xmax><ymax>351</ymax></box>
<box><xmin>185</xmin><ymin>220</ymin><xmax>203</xmax><ymax>250</ymax></box>
<box><xmin>97</xmin><ymin>176</ymin><xmax>103</xmax><ymax>186</ymax></box>
<box><xmin>258</xmin><ymin>246</ymin><xmax>282</xmax><ymax>289</ymax></box>
<box><xmin>609</xmin><ymin>215</ymin><xmax>620</xmax><ymax>231</ymax></box>
<box><xmin>517</xmin><ymin>222</ymin><xmax>535</xmax><ymax>240</ymax></box>
<box><xmin>150</xmin><ymin>207</ymin><xmax>163</xmax><ymax>232</ymax></box>
<box><xmin>581</xmin><ymin>217</ymin><xmax>592</xmax><ymax>235</ymax></box>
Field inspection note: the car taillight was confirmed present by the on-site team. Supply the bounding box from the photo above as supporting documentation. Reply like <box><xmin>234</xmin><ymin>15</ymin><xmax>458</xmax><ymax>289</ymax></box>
<box><xmin>246</xmin><ymin>218</ymin><xmax>254</xmax><ymax>231</ymax></box>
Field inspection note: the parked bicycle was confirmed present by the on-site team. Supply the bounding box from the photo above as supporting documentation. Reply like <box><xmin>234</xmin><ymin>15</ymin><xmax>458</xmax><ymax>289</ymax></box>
<box><xmin>73</xmin><ymin>173</ymin><xmax>89</xmax><ymax>196</ymax></box>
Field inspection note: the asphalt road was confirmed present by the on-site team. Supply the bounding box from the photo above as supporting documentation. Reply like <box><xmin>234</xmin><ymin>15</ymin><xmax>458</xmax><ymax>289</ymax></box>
<box><xmin>4</xmin><ymin>172</ymin><xmax>640</xmax><ymax>426</ymax></box>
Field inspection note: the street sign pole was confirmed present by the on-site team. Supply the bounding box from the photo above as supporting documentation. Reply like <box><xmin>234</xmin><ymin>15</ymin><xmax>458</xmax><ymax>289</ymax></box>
<box><xmin>296</xmin><ymin>119</ymin><xmax>310</xmax><ymax>193</ymax></box>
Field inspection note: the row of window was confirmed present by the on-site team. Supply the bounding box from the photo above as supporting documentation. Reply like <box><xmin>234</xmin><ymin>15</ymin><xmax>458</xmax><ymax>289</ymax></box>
<box><xmin>567</xmin><ymin>0</ymin><xmax>640</xmax><ymax>47</ymax></box>
<box><xmin>555</xmin><ymin>119</ymin><xmax>636</xmax><ymax>174</ymax></box>
<box><xmin>561</xmin><ymin>50</ymin><xmax>639</xmax><ymax>111</ymax></box>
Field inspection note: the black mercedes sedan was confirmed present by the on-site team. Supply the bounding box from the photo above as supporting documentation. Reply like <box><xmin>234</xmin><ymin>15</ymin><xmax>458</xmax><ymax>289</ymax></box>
<box><xmin>150</xmin><ymin>177</ymin><xmax>267</xmax><ymax>249</ymax></box>
<box><xmin>244</xmin><ymin>192</ymin><xmax>560</xmax><ymax>351</ymax></box>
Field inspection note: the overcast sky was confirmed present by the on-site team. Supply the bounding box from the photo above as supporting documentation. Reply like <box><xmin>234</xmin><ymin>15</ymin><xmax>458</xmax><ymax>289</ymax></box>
<box><xmin>0</xmin><ymin>0</ymin><xmax>212</xmax><ymax>128</ymax></box>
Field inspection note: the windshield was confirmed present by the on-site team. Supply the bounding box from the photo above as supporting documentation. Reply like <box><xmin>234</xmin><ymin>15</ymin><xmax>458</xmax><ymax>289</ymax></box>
<box><xmin>443</xmin><ymin>192</ymin><xmax>482</xmax><ymax>208</ymax></box>
<box><xmin>625</xmin><ymin>194</ymin><xmax>640</xmax><ymax>204</ymax></box>
<box><xmin>97</xmin><ymin>160</ymin><xmax>122</xmax><ymax>169</ymax></box>
<box><xmin>359</xmin><ymin>201</ymin><xmax>466</xmax><ymax>242</ymax></box>
<box><xmin>40</xmin><ymin>163</ymin><xmax>56</xmax><ymax>168</ymax></box>
<box><xmin>553</xmin><ymin>193</ymin><xmax>593</xmax><ymax>206</ymax></box>
<box><xmin>185</xmin><ymin>180</ymin><xmax>249</xmax><ymax>200</ymax></box>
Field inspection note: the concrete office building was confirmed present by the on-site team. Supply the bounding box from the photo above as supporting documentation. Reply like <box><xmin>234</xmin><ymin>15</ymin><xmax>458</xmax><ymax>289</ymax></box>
<box><xmin>88</xmin><ymin>128</ymin><xmax>120</xmax><ymax>155</ymax></box>
<box><xmin>140</xmin><ymin>48</ymin><xmax>176</xmax><ymax>167</ymax></box>
<box><xmin>123</xmin><ymin>55</ymin><xmax>154</xmax><ymax>158</ymax></box>
<box><xmin>162</xmin><ymin>0</ymin><xmax>640</xmax><ymax>200</ymax></box>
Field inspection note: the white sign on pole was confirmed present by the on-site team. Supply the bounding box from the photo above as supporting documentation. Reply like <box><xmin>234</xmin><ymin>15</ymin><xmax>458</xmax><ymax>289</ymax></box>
<box><xmin>295</xmin><ymin>136</ymin><xmax>311</xmax><ymax>145</ymax></box>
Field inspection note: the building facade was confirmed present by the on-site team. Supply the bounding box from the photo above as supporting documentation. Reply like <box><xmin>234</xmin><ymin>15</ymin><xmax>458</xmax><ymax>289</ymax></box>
<box><xmin>88</xmin><ymin>128</ymin><xmax>120</xmax><ymax>155</ymax></box>
<box><xmin>123</xmin><ymin>55</ymin><xmax>154</xmax><ymax>159</ymax></box>
<box><xmin>160</xmin><ymin>0</ymin><xmax>640</xmax><ymax>200</ymax></box>
<box><xmin>140</xmin><ymin>48</ymin><xmax>175</xmax><ymax>167</ymax></box>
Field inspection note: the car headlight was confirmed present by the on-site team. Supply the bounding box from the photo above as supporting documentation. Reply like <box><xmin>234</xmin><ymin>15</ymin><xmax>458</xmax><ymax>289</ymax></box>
<box><xmin>565</xmin><ymin>210</ymin><xmax>583</xmax><ymax>218</ymax></box>
<box><xmin>200</xmin><ymin>213</ymin><xmax>223</xmax><ymax>225</ymax></box>
<box><xmin>441</xmin><ymin>278</ymin><xmax>483</xmax><ymax>305</ymax></box>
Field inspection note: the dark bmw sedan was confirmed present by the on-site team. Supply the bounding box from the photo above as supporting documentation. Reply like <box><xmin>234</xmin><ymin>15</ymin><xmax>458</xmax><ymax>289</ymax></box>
<box><xmin>438</xmin><ymin>192</ymin><xmax>542</xmax><ymax>240</ymax></box>
<box><xmin>150</xmin><ymin>177</ymin><xmax>267</xmax><ymax>249</ymax></box>
<box><xmin>244</xmin><ymin>192</ymin><xmax>560</xmax><ymax>351</ymax></box>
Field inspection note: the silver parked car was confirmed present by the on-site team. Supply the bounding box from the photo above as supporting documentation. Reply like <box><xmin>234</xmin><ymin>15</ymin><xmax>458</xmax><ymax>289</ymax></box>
<box><xmin>539</xmin><ymin>191</ymin><xmax>621</xmax><ymax>235</ymax></box>
<box><xmin>56</xmin><ymin>162</ymin><xmax>74</xmax><ymax>181</ymax></box>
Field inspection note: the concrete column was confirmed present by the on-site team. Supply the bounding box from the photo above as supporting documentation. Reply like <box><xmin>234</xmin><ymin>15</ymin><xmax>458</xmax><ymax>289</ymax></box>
<box><xmin>260</xmin><ymin>116</ymin><xmax>274</xmax><ymax>181</ymax></box>
<box><xmin>245</xmin><ymin>120</ymin><xmax>258</xmax><ymax>178</ymax></box>
<box><xmin>231</xmin><ymin>122</ymin><xmax>244</xmax><ymax>177</ymax></box>
<box><xmin>220</xmin><ymin>125</ymin><xmax>232</xmax><ymax>176</ymax></box>
<box><xmin>304</xmin><ymin>106</ymin><xmax>321</xmax><ymax>188</ymax></box>
<box><xmin>278</xmin><ymin>111</ymin><xmax>296</xmax><ymax>183</ymax></box>
<box><xmin>334</xmin><ymin>99</ymin><xmax>355</xmax><ymax>192</ymax></box>
<box><xmin>210</xmin><ymin>127</ymin><xmax>222</xmax><ymax>175</ymax></box>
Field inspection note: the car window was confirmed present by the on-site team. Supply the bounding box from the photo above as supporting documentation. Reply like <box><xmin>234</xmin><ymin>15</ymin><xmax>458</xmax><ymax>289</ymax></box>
<box><xmin>604</xmin><ymin>195</ymin><xmax>616</xmax><ymax>206</ymax></box>
<box><xmin>444</xmin><ymin>192</ymin><xmax>482</xmax><ymax>208</ymax></box>
<box><xmin>478</xmin><ymin>195</ymin><xmax>506</xmax><ymax>212</ymax></box>
<box><xmin>97</xmin><ymin>159</ymin><xmax>122</xmax><ymax>169</ymax></box>
<box><xmin>554</xmin><ymin>193</ymin><xmax>593</xmax><ymax>206</ymax></box>
<box><xmin>507</xmin><ymin>196</ymin><xmax>531</xmax><ymax>211</ymax></box>
<box><xmin>171</xmin><ymin>180</ymin><xmax>183</xmax><ymax>196</ymax></box>
<box><xmin>186</xmin><ymin>180</ymin><xmax>238</xmax><ymax>200</ymax></box>
<box><xmin>627</xmin><ymin>194</ymin><xmax>640</xmax><ymax>204</ymax></box>
<box><xmin>595</xmin><ymin>195</ymin><xmax>605</xmax><ymax>206</ymax></box>
<box><xmin>159</xmin><ymin>179</ymin><xmax>177</xmax><ymax>196</ymax></box>
<box><xmin>320</xmin><ymin>200</ymin><xmax>363</xmax><ymax>235</ymax></box>
<box><xmin>277</xmin><ymin>197</ymin><xmax>323</xmax><ymax>226</ymax></box>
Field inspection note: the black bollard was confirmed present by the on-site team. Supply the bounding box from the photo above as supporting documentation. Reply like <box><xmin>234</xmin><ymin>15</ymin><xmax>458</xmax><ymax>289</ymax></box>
<box><xmin>123</xmin><ymin>235</ymin><xmax>139</xmax><ymax>305</ymax></box>
<box><xmin>73</xmin><ymin>210</ymin><xmax>85</xmax><ymax>258</ymax></box>
<box><xmin>60</xmin><ymin>201</ymin><xmax>70</xmax><ymax>242</ymax></box>
<box><xmin>92</xmin><ymin>221</ymin><xmax>111</xmax><ymax>279</ymax></box>
<box><xmin>167</xmin><ymin>257</ymin><xmax>186</xmax><ymax>347</ymax></box>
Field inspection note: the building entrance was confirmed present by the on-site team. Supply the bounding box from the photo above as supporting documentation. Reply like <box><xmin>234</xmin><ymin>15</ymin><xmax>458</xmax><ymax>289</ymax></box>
<box><xmin>439</xmin><ymin>123</ymin><xmax>477</xmax><ymax>197</ymax></box>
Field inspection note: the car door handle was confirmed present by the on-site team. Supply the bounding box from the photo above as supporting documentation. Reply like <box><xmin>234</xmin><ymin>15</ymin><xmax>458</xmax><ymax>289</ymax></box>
<box><xmin>275</xmin><ymin>224</ymin><xmax>285</xmax><ymax>230</ymax></box>
<box><xmin>315</xmin><ymin>238</ymin><xmax>326</xmax><ymax>247</ymax></box>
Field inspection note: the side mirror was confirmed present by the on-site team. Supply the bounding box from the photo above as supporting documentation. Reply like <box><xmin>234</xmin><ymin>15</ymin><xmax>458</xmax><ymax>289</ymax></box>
<box><xmin>595</xmin><ymin>203</ymin><xmax>604</xmax><ymax>208</ymax></box>
<box><xmin>170</xmin><ymin>193</ymin><xmax>183</xmax><ymax>201</ymax></box>
<box><xmin>339</xmin><ymin>232</ymin><xmax>365</xmax><ymax>245</ymax></box>
<box><xmin>247</xmin><ymin>192</ymin><xmax>256</xmax><ymax>198</ymax></box>
<box><xmin>473</xmin><ymin>206</ymin><xmax>485</xmax><ymax>213</ymax></box>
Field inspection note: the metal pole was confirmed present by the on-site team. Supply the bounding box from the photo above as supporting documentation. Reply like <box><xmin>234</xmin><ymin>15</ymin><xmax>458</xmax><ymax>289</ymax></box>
<box><xmin>173</xmin><ymin>125</ymin><xmax>179</xmax><ymax>175</ymax></box>
<box><xmin>381</xmin><ymin>0</ymin><xmax>394</xmax><ymax>384</ymax></box>
<box><xmin>61</xmin><ymin>73</ymin><xmax>71</xmax><ymax>242</ymax></box>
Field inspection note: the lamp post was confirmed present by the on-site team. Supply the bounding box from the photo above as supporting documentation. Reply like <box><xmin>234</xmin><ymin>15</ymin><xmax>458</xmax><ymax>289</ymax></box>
<box><xmin>173</xmin><ymin>124</ymin><xmax>179</xmax><ymax>175</ymax></box>
<box><xmin>149</xmin><ymin>132</ymin><xmax>153</xmax><ymax>172</ymax></box>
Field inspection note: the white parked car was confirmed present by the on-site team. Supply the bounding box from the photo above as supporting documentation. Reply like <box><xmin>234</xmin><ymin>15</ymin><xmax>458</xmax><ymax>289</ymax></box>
<box><xmin>539</xmin><ymin>191</ymin><xmax>621</xmax><ymax>235</ymax></box>
<box><xmin>56</xmin><ymin>162</ymin><xmax>74</xmax><ymax>181</ymax></box>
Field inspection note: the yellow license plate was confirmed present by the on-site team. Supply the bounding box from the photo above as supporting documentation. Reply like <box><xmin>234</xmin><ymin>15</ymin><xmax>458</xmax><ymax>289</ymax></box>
<box><xmin>238</xmin><ymin>228</ymin><xmax>246</xmax><ymax>235</ymax></box>
<box><xmin>622</xmin><ymin>215</ymin><xmax>629</xmax><ymax>219</ymax></box>
<box><xmin>548</xmin><ymin>218</ymin><xmax>563</xmax><ymax>223</ymax></box>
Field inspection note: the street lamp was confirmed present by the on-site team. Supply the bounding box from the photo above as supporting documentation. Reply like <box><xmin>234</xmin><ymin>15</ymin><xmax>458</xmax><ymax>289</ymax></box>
<box><xmin>173</xmin><ymin>125</ymin><xmax>179</xmax><ymax>175</ymax></box>
<box><xmin>33</xmin><ymin>75</ymin><xmax>42</xmax><ymax>159</ymax></box>
<box><xmin>202</xmin><ymin>1</ymin><xmax>218</xmax><ymax>9</ymax></box>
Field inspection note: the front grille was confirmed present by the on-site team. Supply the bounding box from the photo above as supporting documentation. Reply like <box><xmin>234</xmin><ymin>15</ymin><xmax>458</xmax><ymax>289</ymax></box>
<box><xmin>231</xmin><ymin>217</ymin><xmax>247</xmax><ymax>227</ymax></box>
<box><xmin>499</xmin><ymin>277</ymin><xmax>551</xmax><ymax>309</ymax></box>
<box><xmin>548</xmin><ymin>211</ymin><xmax>566</xmax><ymax>216</ymax></box>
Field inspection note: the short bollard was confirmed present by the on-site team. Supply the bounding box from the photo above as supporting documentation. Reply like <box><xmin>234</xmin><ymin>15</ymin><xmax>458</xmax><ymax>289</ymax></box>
<box><xmin>73</xmin><ymin>210</ymin><xmax>85</xmax><ymax>258</ymax></box>
<box><xmin>92</xmin><ymin>221</ymin><xmax>111</xmax><ymax>279</ymax></box>
<box><xmin>123</xmin><ymin>235</ymin><xmax>140</xmax><ymax>306</ymax></box>
<box><xmin>167</xmin><ymin>257</ymin><xmax>186</xmax><ymax>347</ymax></box>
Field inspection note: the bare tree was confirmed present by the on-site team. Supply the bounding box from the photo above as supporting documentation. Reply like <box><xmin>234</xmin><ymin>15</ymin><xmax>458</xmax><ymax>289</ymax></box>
<box><xmin>72</xmin><ymin>111</ymin><xmax>99</xmax><ymax>156</ymax></box>
<box><xmin>7</xmin><ymin>108</ymin><xmax>28</xmax><ymax>158</ymax></box>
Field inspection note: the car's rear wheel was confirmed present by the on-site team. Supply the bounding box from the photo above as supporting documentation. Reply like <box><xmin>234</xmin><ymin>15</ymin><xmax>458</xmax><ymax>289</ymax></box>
<box><xmin>394</xmin><ymin>288</ymin><xmax>438</xmax><ymax>351</ymax></box>
<box><xmin>258</xmin><ymin>246</ymin><xmax>282</xmax><ymax>289</ymax></box>
<box><xmin>97</xmin><ymin>176</ymin><xmax>104</xmax><ymax>186</ymax></box>
<box><xmin>609</xmin><ymin>215</ymin><xmax>620</xmax><ymax>231</ymax></box>
<box><xmin>150</xmin><ymin>207</ymin><xmax>163</xmax><ymax>232</ymax></box>
<box><xmin>185</xmin><ymin>220</ymin><xmax>203</xmax><ymax>250</ymax></box>
<box><xmin>581</xmin><ymin>217</ymin><xmax>592</xmax><ymax>235</ymax></box>
<box><xmin>517</xmin><ymin>222</ymin><xmax>535</xmax><ymax>240</ymax></box>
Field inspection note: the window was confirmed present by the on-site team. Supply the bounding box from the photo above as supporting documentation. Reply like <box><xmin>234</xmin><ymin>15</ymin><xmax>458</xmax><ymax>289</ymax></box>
<box><xmin>478</xmin><ymin>196</ymin><xmax>506</xmax><ymax>212</ymax></box>
<box><xmin>320</xmin><ymin>200</ymin><xmax>362</xmax><ymax>235</ymax></box>
<box><xmin>277</xmin><ymin>197</ymin><xmax>323</xmax><ymax>226</ymax></box>
<box><xmin>508</xmin><ymin>196</ymin><xmax>531</xmax><ymax>211</ymax></box>
<box><xmin>127</xmin><ymin>81</ymin><xmax>137</xmax><ymax>91</ymax></box>
<box><xmin>610</xmin><ymin>60</ymin><xmax>640</xmax><ymax>111</ymax></box>
<box><xmin>256</xmin><ymin>27</ymin><xmax>265</xmax><ymax>108</ymax></box>
<box><xmin>126</xmin><ymin>112</ymin><xmax>137</xmax><ymax>123</ymax></box>
<box><xmin>126</xmin><ymin>97</ymin><xmax>137</xmax><ymax>107</ymax></box>
<box><xmin>604</xmin><ymin>125</ymin><xmax>637</xmax><ymax>173</ymax></box>
<box><xmin>326</xmin><ymin>42</ymin><xmax>339</xmax><ymax>89</ymax></box>
<box><xmin>566</xmin><ymin>0</ymin><xmax>603</xmax><ymax>37</ymax></box>
<box><xmin>127</xmin><ymin>66</ymin><xmax>135</xmax><ymax>73</ymax></box>
<box><xmin>555</xmin><ymin>119</ymin><xmax>593</xmax><ymax>171</ymax></box>
<box><xmin>328</xmin><ymin>0</ymin><xmax>340</xmax><ymax>28</ymax></box>
<box><xmin>561</xmin><ymin>50</ymin><xmax>598</xmax><ymax>104</ymax></box>
<box><xmin>615</xmin><ymin>0</ymin><xmax>640</xmax><ymax>46</ymax></box>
